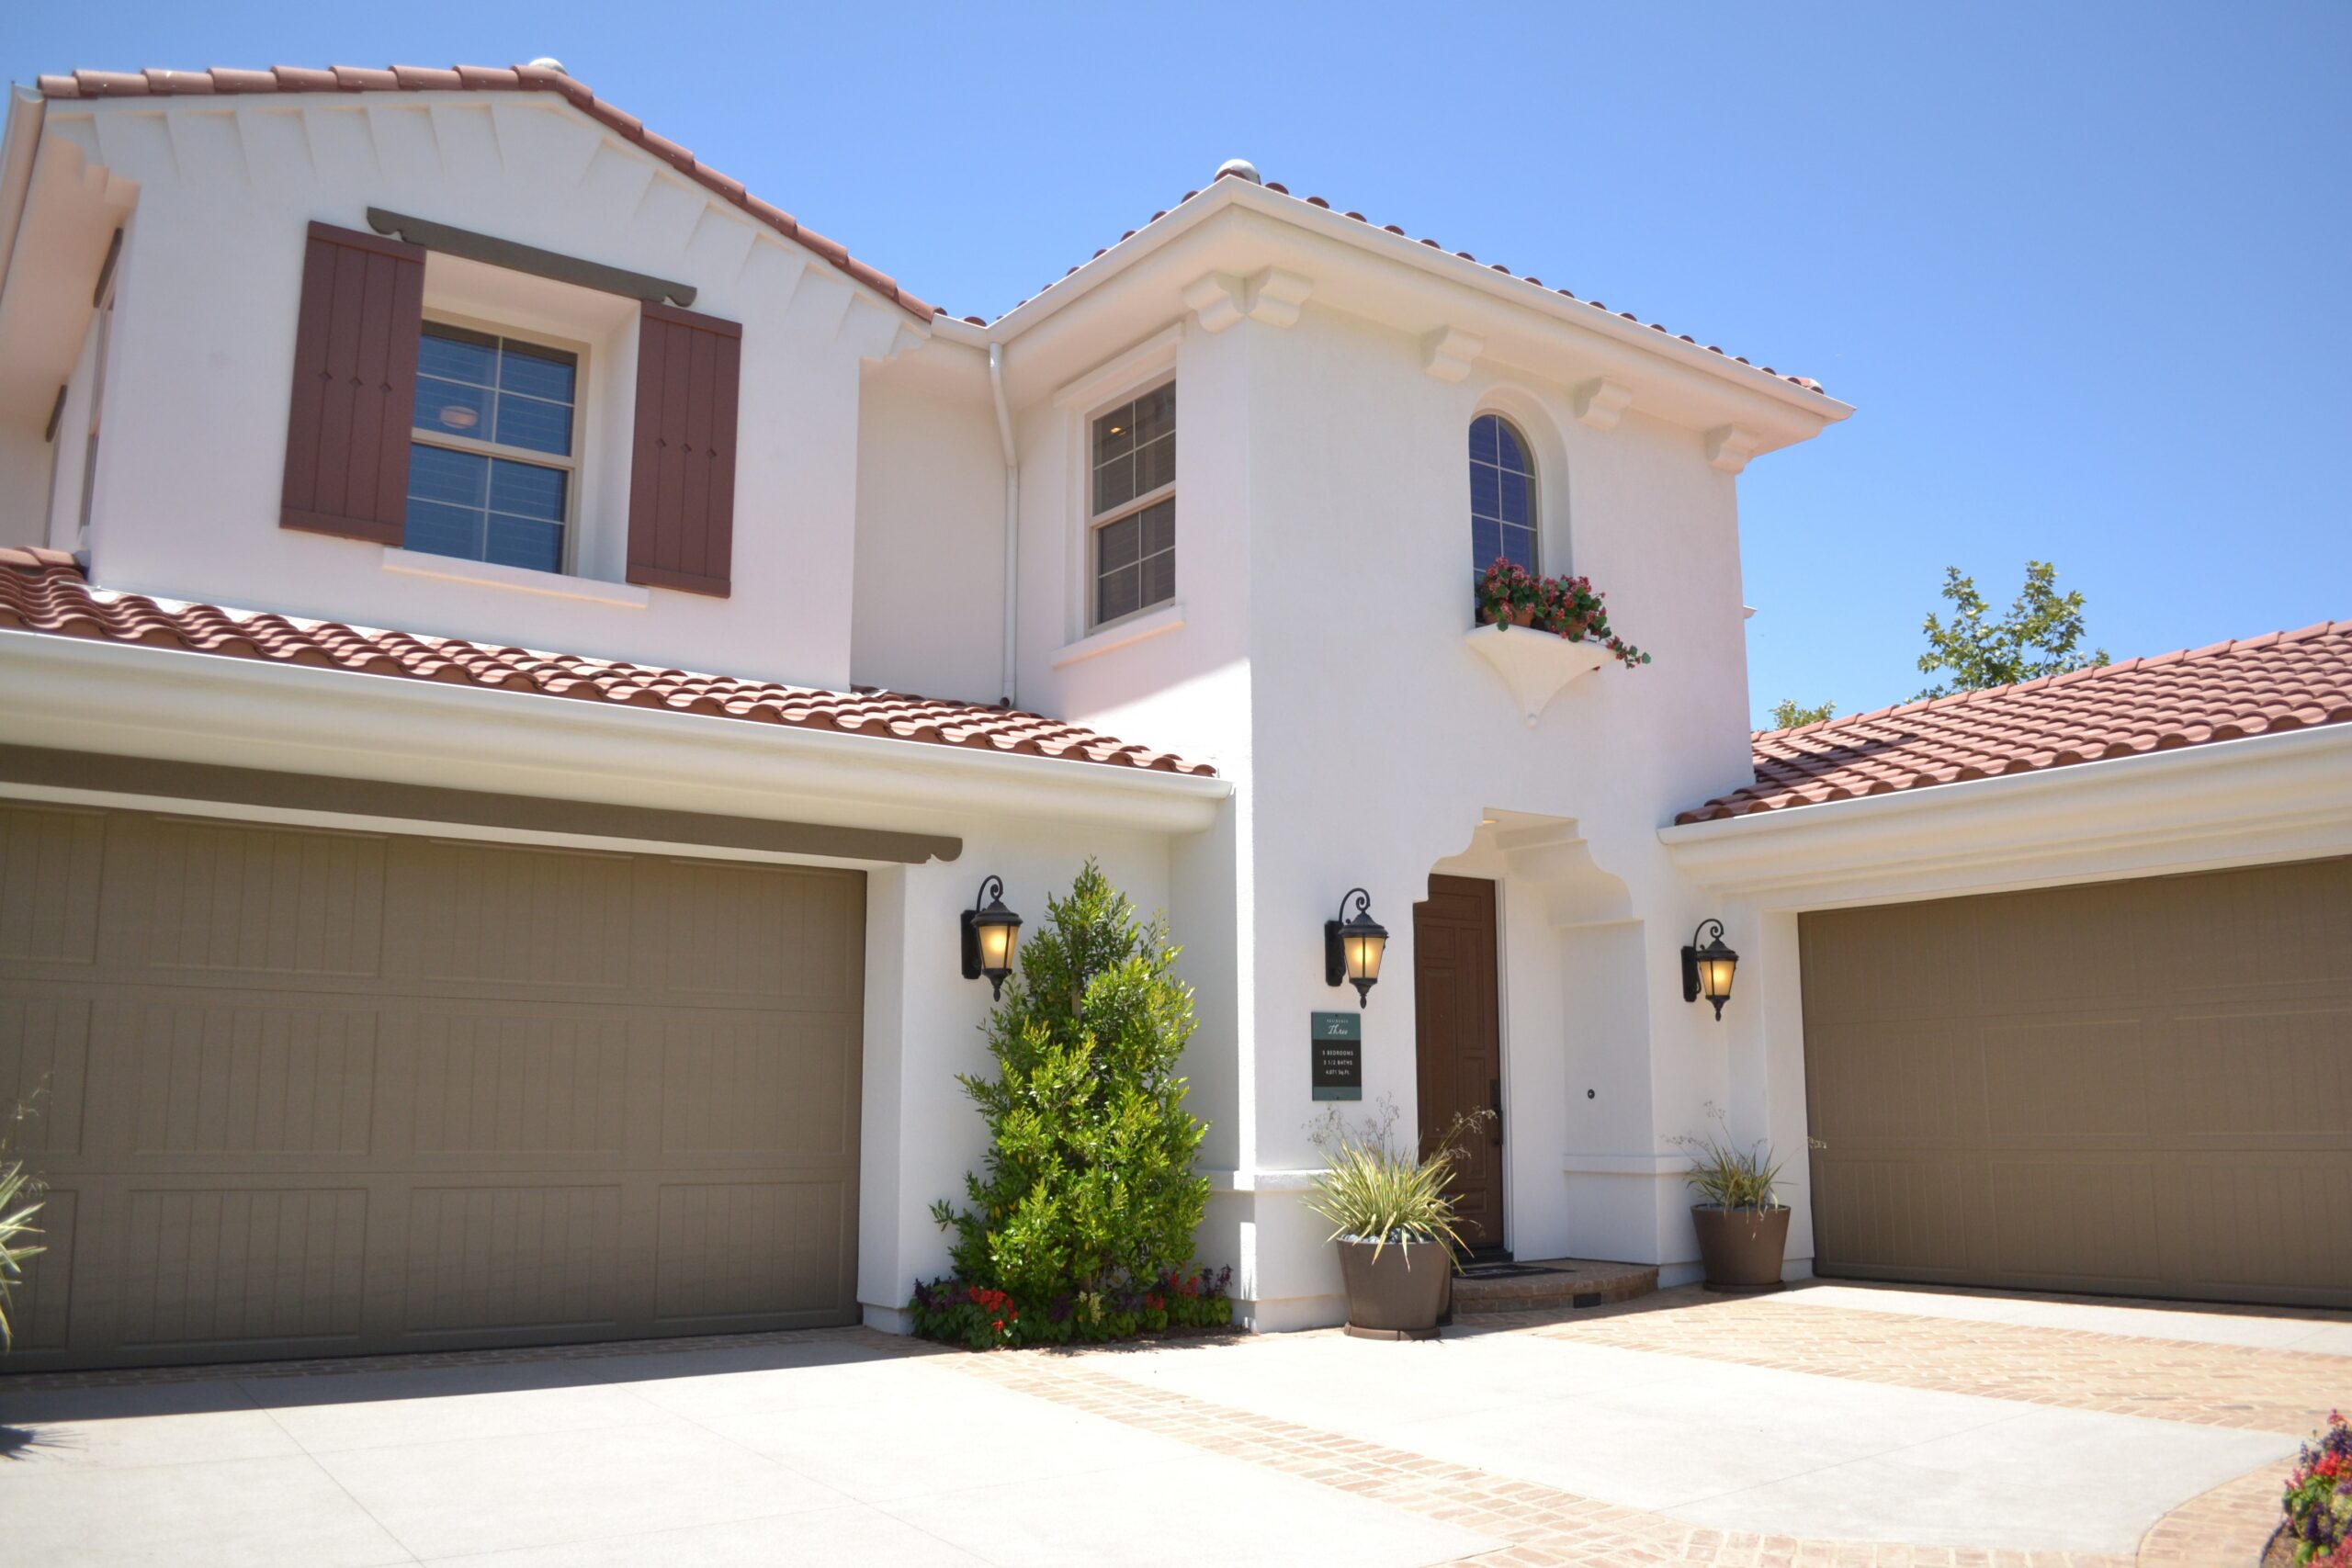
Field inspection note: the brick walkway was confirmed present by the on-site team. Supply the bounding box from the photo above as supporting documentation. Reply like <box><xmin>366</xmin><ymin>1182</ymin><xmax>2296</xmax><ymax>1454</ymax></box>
<box><xmin>944</xmin><ymin>1288</ymin><xmax>2338</xmax><ymax>1568</ymax></box>
<box><xmin>1518</xmin><ymin>1288</ymin><xmax>2342</xmax><ymax>1437</ymax></box>
<box><xmin>3</xmin><ymin>1287</ymin><xmax>2326</xmax><ymax>1563</ymax></box>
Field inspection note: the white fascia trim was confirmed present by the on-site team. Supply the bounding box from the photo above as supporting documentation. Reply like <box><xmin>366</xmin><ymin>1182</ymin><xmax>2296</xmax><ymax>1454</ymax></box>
<box><xmin>987</xmin><ymin>178</ymin><xmax>1851</xmax><ymax>424</ymax></box>
<box><xmin>0</xmin><ymin>87</ymin><xmax>46</xmax><ymax>300</ymax></box>
<box><xmin>1660</xmin><ymin>722</ymin><xmax>2352</xmax><ymax>907</ymax></box>
<box><xmin>0</xmin><ymin>631</ymin><xmax>1231</xmax><ymax>836</ymax></box>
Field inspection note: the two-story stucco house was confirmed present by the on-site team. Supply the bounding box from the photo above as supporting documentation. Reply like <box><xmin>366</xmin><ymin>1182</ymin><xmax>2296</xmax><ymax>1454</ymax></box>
<box><xmin>0</xmin><ymin>62</ymin><xmax>2345</xmax><ymax>1371</ymax></box>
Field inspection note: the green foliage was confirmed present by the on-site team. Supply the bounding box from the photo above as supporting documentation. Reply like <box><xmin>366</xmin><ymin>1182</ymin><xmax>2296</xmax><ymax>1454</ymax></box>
<box><xmin>922</xmin><ymin>861</ymin><xmax>1214</xmax><ymax>1342</ymax></box>
<box><xmin>1303</xmin><ymin>1098</ymin><xmax>1489</xmax><ymax>1265</ymax></box>
<box><xmin>1769</xmin><ymin>698</ymin><xmax>1837</xmax><ymax>730</ymax></box>
<box><xmin>1675</xmin><ymin>1134</ymin><xmax>1787</xmax><ymax>1212</ymax></box>
<box><xmin>909</xmin><ymin>1267</ymin><xmax>1232</xmax><ymax>1350</ymax></box>
<box><xmin>0</xmin><ymin>1100</ymin><xmax>47</xmax><ymax>1351</ymax></box>
<box><xmin>1915</xmin><ymin>560</ymin><xmax>2108</xmax><ymax>699</ymax></box>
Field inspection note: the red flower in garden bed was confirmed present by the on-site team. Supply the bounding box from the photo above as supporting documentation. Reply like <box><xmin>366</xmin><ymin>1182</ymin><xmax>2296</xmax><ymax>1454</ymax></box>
<box><xmin>2278</xmin><ymin>1411</ymin><xmax>2352</xmax><ymax>1565</ymax></box>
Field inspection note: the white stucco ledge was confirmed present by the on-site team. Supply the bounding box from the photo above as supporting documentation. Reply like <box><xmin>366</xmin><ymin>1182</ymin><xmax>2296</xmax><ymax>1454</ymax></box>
<box><xmin>1562</xmin><ymin>1153</ymin><xmax>1693</xmax><ymax>1177</ymax></box>
<box><xmin>1660</xmin><ymin>722</ymin><xmax>2352</xmax><ymax>906</ymax></box>
<box><xmin>380</xmin><ymin>547</ymin><xmax>652</xmax><ymax>608</ymax></box>
<box><xmin>1202</xmin><ymin>1167</ymin><xmax>1328</xmax><ymax>1194</ymax></box>
<box><xmin>0</xmin><ymin>631</ymin><xmax>1234</xmax><ymax>839</ymax></box>
<box><xmin>1050</xmin><ymin>601</ymin><xmax>1186</xmax><ymax>669</ymax></box>
<box><xmin>1463</xmin><ymin>624</ymin><xmax>1611</xmax><ymax>726</ymax></box>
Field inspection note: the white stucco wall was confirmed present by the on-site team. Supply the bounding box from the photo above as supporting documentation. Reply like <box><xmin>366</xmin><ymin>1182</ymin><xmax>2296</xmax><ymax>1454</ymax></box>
<box><xmin>986</xmin><ymin>276</ymin><xmax>1817</xmax><ymax>1324</ymax></box>
<box><xmin>37</xmin><ymin>93</ymin><xmax>921</xmax><ymax>689</ymax></box>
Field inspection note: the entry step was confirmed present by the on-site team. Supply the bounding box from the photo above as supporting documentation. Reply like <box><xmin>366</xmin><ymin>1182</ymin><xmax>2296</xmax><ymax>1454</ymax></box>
<box><xmin>1451</xmin><ymin>1257</ymin><xmax>1657</xmax><ymax>1314</ymax></box>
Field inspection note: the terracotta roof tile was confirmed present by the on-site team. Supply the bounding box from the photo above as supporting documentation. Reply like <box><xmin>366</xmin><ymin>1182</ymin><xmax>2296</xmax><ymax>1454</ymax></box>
<box><xmin>994</xmin><ymin>170</ymin><xmax>1829</xmax><ymax>398</ymax></box>
<box><xmin>35</xmin><ymin>64</ymin><xmax>937</xmax><ymax>322</ymax></box>
<box><xmin>1677</xmin><ymin>623</ymin><xmax>2352</xmax><ymax>824</ymax></box>
<box><xmin>0</xmin><ymin>549</ymin><xmax>1213</xmax><ymax>778</ymax></box>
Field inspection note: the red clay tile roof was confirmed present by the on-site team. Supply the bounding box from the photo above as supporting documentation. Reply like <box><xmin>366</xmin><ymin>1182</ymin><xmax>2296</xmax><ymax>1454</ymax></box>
<box><xmin>34</xmin><ymin>64</ymin><xmax>937</xmax><ymax>322</ymax></box>
<box><xmin>991</xmin><ymin>169</ymin><xmax>1832</xmax><ymax>399</ymax></box>
<box><xmin>1678</xmin><ymin>622</ymin><xmax>2352</xmax><ymax>824</ymax></box>
<box><xmin>0</xmin><ymin>548</ymin><xmax>1214</xmax><ymax>777</ymax></box>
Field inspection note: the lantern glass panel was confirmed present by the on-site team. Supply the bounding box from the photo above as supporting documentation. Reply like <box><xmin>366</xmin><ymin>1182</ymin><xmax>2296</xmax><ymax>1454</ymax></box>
<box><xmin>1346</xmin><ymin>930</ymin><xmax>1386</xmax><ymax>983</ymax></box>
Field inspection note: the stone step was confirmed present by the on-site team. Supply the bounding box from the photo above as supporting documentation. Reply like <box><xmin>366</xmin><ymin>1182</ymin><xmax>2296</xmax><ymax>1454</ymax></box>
<box><xmin>1450</xmin><ymin>1257</ymin><xmax>1657</xmax><ymax>1314</ymax></box>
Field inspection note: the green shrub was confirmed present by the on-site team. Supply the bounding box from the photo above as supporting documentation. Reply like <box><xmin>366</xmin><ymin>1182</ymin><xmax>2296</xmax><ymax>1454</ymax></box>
<box><xmin>921</xmin><ymin>861</ymin><xmax>1221</xmax><ymax>1346</ymax></box>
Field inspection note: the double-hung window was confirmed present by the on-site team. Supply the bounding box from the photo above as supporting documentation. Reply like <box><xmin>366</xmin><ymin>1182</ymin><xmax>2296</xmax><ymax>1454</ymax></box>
<box><xmin>1089</xmin><ymin>381</ymin><xmax>1175</xmax><ymax>626</ymax></box>
<box><xmin>405</xmin><ymin>321</ymin><xmax>580</xmax><ymax>575</ymax></box>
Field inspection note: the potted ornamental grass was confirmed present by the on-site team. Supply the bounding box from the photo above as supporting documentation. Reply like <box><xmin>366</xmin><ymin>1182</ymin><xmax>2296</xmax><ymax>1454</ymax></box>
<box><xmin>1679</xmin><ymin>1128</ymin><xmax>1792</xmax><ymax>1292</ymax></box>
<box><xmin>1305</xmin><ymin>1099</ymin><xmax>1490</xmax><ymax>1339</ymax></box>
<box><xmin>1476</xmin><ymin>558</ymin><xmax>1652</xmax><ymax>667</ymax></box>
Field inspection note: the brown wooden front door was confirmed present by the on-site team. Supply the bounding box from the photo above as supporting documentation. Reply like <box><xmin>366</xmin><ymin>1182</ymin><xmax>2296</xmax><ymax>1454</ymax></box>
<box><xmin>1414</xmin><ymin>874</ymin><xmax>1506</xmax><ymax>1256</ymax></box>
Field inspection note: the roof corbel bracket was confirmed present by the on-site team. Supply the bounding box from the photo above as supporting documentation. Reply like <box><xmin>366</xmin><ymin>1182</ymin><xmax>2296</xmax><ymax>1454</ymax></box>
<box><xmin>1705</xmin><ymin>423</ymin><xmax>1761</xmax><ymax>475</ymax></box>
<box><xmin>1243</xmin><ymin>266</ymin><xmax>1312</xmax><ymax>327</ymax></box>
<box><xmin>1182</xmin><ymin>271</ymin><xmax>1248</xmax><ymax>333</ymax></box>
<box><xmin>1420</xmin><ymin>325</ymin><xmax>1484</xmax><ymax>383</ymax></box>
<box><xmin>1573</xmin><ymin>377</ymin><xmax>1633</xmax><ymax>432</ymax></box>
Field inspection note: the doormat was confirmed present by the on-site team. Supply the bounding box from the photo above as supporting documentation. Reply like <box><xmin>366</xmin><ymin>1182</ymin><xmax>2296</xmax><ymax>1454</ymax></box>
<box><xmin>1457</xmin><ymin>1262</ymin><xmax>1555</xmax><ymax>1280</ymax></box>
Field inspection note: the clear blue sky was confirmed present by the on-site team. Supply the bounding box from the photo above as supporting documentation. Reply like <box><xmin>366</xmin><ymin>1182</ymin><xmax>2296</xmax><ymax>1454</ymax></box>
<box><xmin>13</xmin><ymin>3</ymin><xmax>2348</xmax><ymax>728</ymax></box>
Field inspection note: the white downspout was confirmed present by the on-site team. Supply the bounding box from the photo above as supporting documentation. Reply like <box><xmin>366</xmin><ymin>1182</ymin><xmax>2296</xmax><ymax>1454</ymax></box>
<box><xmin>988</xmin><ymin>341</ymin><xmax>1019</xmax><ymax>708</ymax></box>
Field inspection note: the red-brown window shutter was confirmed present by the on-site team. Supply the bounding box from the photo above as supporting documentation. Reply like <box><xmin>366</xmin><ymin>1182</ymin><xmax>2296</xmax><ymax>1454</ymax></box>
<box><xmin>627</xmin><ymin>302</ymin><xmax>741</xmax><ymax>598</ymax></box>
<box><xmin>279</xmin><ymin>221</ymin><xmax>425</xmax><ymax>544</ymax></box>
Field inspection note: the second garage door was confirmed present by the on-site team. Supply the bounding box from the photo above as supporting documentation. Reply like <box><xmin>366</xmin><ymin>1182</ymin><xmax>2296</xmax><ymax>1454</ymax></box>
<box><xmin>1801</xmin><ymin>855</ymin><xmax>2352</xmax><ymax>1308</ymax></box>
<box><xmin>0</xmin><ymin>802</ymin><xmax>865</xmax><ymax>1371</ymax></box>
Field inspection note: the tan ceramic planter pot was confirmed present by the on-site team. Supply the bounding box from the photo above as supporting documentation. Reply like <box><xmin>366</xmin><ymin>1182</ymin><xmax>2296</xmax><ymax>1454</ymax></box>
<box><xmin>1336</xmin><ymin>1237</ymin><xmax>1453</xmax><ymax>1339</ymax></box>
<box><xmin>1690</xmin><ymin>1205</ymin><xmax>1791</xmax><ymax>1292</ymax></box>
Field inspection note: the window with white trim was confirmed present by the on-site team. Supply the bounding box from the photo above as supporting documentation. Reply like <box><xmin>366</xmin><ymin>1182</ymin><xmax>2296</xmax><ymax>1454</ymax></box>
<box><xmin>1469</xmin><ymin>412</ymin><xmax>1538</xmax><ymax>587</ymax></box>
<box><xmin>406</xmin><ymin>321</ymin><xmax>581</xmax><ymax>575</ymax></box>
<box><xmin>1089</xmin><ymin>381</ymin><xmax>1175</xmax><ymax>626</ymax></box>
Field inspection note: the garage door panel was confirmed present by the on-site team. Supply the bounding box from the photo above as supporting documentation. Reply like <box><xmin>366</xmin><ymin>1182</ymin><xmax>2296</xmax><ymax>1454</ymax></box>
<box><xmin>658</xmin><ymin>1012</ymin><xmax>854</xmax><ymax>1156</ymax></box>
<box><xmin>2168</xmin><ymin>1159</ymin><xmax>2352</xmax><ymax>1294</ymax></box>
<box><xmin>0</xmin><ymin>804</ymin><xmax>103</xmax><ymax>964</ymax></box>
<box><xmin>119</xmin><ymin>817</ymin><xmax>389</xmax><ymax>980</ymax></box>
<box><xmin>2159</xmin><ymin>1005</ymin><xmax>2352</xmax><ymax>1138</ymax></box>
<box><xmin>1797</xmin><ymin>898</ymin><xmax>1983</xmax><ymax>1023</ymax></box>
<box><xmin>409</xmin><ymin>1008</ymin><xmax>631</xmax><ymax>1157</ymax></box>
<box><xmin>385</xmin><ymin>840</ymin><xmax>639</xmax><ymax>996</ymax></box>
<box><xmin>401</xmin><ymin>1183</ymin><xmax>628</xmax><ymax>1337</ymax></box>
<box><xmin>1804</xmin><ymin>1018</ymin><xmax>1984</xmax><ymax>1145</ymax></box>
<box><xmin>114</xmin><ymin>1185</ymin><xmax>370</xmax><ymax>1348</ymax></box>
<box><xmin>1809</xmin><ymin>1157</ymin><xmax>1979</xmax><ymax>1279</ymax></box>
<box><xmin>2166</xmin><ymin>859</ymin><xmax>2352</xmax><ymax>997</ymax></box>
<box><xmin>654</xmin><ymin>1179</ymin><xmax>846</xmax><ymax>1325</ymax></box>
<box><xmin>1988</xmin><ymin>1159</ymin><xmax>2161</xmax><ymax>1283</ymax></box>
<box><xmin>0</xmin><ymin>801</ymin><xmax>865</xmax><ymax>1370</ymax></box>
<box><xmin>654</xmin><ymin>860</ymin><xmax>862</xmax><ymax>1006</ymax></box>
<box><xmin>6</xmin><ymin>1185</ymin><xmax>76</xmax><ymax>1350</ymax></box>
<box><xmin>1804</xmin><ymin>856</ymin><xmax>2352</xmax><ymax>1308</ymax></box>
<box><xmin>0</xmin><ymin>990</ymin><xmax>92</xmax><ymax>1155</ymax></box>
<box><xmin>1981</xmin><ymin>1015</ymin><xmax>2150</xmax><ymax>1140</ymax></box>
<box><xmin>129</xmin><ymin>998</ymin><xmax>378</xmax><ymax>1157</ymax></box>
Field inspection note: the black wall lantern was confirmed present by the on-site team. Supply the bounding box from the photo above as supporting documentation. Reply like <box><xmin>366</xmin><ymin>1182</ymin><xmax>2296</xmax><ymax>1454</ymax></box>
<box><xmin>961</xmin><ymin>875</ymin><xmax>1023</xmax><ymax>999</ymax></box>
<box><xmin>1681</xmin><ymin>919</ymin><xmax>1739</xmax><ymax>1021</ymax></box>
<box><xmin>1324</xmin><ymin>888</ymin><xmax>1389</xmax><ymax>1007</ymax></box>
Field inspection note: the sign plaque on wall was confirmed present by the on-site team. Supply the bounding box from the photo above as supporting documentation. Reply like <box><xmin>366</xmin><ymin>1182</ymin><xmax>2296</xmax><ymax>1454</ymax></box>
<box><xmin>1310</xmin><ymin>1011</ymin><xmax>1363</xmax><ymax>1101</ymax></box>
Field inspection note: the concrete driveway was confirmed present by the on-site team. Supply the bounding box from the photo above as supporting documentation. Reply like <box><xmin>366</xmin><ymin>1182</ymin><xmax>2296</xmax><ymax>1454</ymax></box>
<box><xmin>2</xmin><ymin>1280</ymin><xmax>2345</xmax><ymax>1566</ymax></box>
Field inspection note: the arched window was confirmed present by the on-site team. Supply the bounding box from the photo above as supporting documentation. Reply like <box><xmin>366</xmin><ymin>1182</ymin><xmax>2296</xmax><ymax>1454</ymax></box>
<box><xmin>1469</xmin><ymin>413</ymin><xmax>1537</xmax><ymax>581</ymax></box>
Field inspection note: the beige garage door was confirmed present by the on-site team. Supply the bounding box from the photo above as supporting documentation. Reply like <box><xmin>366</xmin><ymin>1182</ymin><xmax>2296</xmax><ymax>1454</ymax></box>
<box><xmin>1800</xmin><ymin>856</ymin><xmax>2352</xmax><ymax>1308</ymax></box>
<box><xmin>0</xmin><ymin>802</ymin><xmax>865</xmax><ymax>1371</ymax></box>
